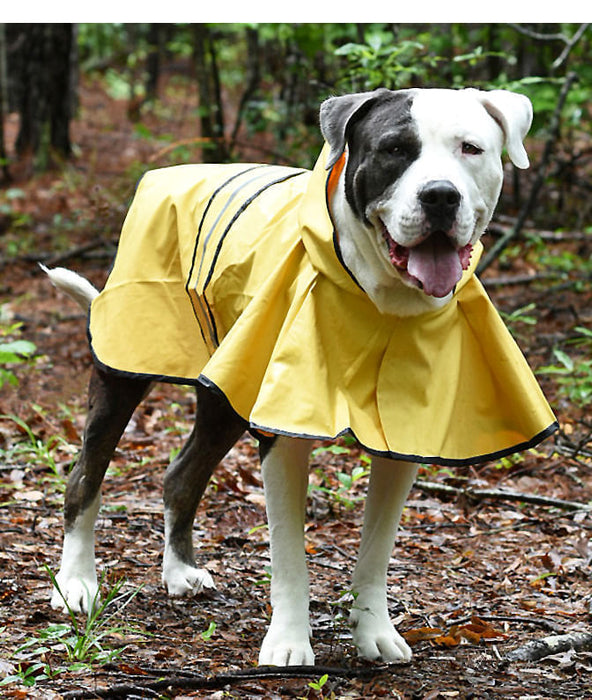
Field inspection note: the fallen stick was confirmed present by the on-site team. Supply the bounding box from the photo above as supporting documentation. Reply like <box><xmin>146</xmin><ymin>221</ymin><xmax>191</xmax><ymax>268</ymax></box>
<box><xmin>61</xmin><ymin>663</ymin><xmax>394</xmax><ymax>699</ymax></box>
<box><xmin>452</xmin><ymin>613</ymin><xmax>562</xmax><ymax>633</ymax></box>
<box><xmin>413</xmin><ymin>479</ymin><xmax>590</xmax><ymax>512</ymax></box>
<box><xmin>506</xmin><ymin>630</ymin><xmax>592</xmax><ymax>662</ymax></box>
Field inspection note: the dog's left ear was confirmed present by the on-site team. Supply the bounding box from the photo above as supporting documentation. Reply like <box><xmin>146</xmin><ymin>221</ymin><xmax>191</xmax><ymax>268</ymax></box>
<box><xmin>472</xmin><ymin>89</ymin><xmax>533</xmax><ymax>169</ymax></box>
<box><xmin>320</xmin><ymin>89</ymin><xmax>391</xmax><ymax>169</ymax></box>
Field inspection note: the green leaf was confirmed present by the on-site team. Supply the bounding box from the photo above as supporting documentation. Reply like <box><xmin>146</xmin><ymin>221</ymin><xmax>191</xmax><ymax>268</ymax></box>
<box><xmin>553</xmin><ymin>348</ymin><xmax>574</xmax><ymax>371</ymax></box>
<box><xmin>0</xmin><ymin>339</ymin><xmax>36</xmax><ymax>357</ymax></box>
<box><xmin>201</xmin><ymin>621</ymin><xmax>217</xmax><ymax>641</ymax></box>
<box><xmin>574</xmin><ymin>326</ymin><xmax>592</xmax><ymax>339</ymax></box>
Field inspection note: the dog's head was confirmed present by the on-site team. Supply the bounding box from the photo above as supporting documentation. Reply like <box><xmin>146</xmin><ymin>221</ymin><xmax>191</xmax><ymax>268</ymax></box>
<box><xmin>320</xmin><ymin>88</ymin><xmax>532</xmax><ymax>314</ymax></box>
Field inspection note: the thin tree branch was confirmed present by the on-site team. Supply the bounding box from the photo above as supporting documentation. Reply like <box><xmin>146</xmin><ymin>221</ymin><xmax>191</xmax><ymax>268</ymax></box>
<box><xmin>477</xmin><ymin>71</ymin><xmax>579</xmax><ymax>275</ymax></box>
<box><xmin>508</xmin><ymin>25</ymin><xmax>569</xmax><ymax>43</ymax></box>
<box><xmin>552</xmin><ymin>23</ymin><xmax>590</xmax><ymax>72</ymax></box>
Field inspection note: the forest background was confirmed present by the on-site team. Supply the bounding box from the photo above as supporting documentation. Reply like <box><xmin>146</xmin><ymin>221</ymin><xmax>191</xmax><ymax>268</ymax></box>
<box><xmin>0</xmin><ymin>22</ymin><xmax>591</xmax><ymax>699</ymax></box>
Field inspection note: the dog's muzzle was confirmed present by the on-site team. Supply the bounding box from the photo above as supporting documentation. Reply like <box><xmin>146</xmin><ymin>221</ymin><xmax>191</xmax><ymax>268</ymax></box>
<box><xmin>381</xmin><ymin>180</ymin><xmax>472</xmax><ymax>298</ymax></box>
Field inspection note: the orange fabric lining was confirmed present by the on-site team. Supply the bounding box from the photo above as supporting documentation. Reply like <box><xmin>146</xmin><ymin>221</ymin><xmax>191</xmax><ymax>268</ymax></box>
<box><xmin>326</xmin><ymin>151</ymin><xmax>346</xmax><ymax>202</ymax></box>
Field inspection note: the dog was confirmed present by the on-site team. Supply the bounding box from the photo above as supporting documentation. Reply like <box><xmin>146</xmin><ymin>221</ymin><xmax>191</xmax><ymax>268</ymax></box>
<box><xmin>43</xmin><ymin>87</ymin><xmax>556</xmax><ymax>667</ymax></box>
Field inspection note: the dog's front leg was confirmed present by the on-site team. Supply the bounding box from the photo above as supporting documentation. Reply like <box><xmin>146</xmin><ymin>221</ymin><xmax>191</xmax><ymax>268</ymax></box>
<box><xmin>350</xmin><ymin>457</ymin><xmax>418</xmax><ymax>663</ymax></box>
<box><xmin>258</xmin><ymin>436</ymin><xmax>313</xmax><ymax>666</ymax></box>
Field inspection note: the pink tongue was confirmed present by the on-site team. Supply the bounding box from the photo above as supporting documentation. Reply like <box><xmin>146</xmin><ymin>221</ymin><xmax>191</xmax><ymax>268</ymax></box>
<box><xmin>407</xmin><ymin>234</ymin><xmax>463</xmax><ymax>298</ymax></box>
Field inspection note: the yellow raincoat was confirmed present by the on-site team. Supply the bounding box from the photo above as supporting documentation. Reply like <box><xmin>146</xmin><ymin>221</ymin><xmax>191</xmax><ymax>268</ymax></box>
<box><xmin>89</xmin><ymin>148</ymin><xmax>557</xmax><ymax>465</ymax></box>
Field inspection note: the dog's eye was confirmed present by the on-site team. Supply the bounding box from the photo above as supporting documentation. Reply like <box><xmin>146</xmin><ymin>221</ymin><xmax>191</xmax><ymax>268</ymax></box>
<box><xmin>380</xmin><ymin>141</ymin><xmax>404</xmax><ymax>155</ymax></box>
<box><xmin>462</xmin><ymin>142</ymin><xmax>484</xmax><ymax>156</ymax></box>
<box><xmin>378</xmin><ymin>135</ymin><xmax>409</xmax><ymax>156</ymax></box>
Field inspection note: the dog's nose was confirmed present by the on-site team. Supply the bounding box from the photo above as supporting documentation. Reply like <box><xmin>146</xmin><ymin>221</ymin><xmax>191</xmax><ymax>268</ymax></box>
<box><xmin>418</xmin><ymin>180</ymin><xmax>461</xmax><ymax>230</ymax></box>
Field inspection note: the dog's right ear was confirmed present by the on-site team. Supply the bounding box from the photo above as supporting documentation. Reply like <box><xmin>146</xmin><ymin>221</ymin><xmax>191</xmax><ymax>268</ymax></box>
<box><xmin>320</xmin><ymin>89</ymin><xmax>390</xmax><ymax>169</ymax></box>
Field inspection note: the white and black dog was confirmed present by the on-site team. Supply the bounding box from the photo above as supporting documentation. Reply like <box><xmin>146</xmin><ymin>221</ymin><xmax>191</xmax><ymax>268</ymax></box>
<box><xmin>44</xmin><ymin>87</ymin><xmax>540</xmax><ymax>666</ymax></box>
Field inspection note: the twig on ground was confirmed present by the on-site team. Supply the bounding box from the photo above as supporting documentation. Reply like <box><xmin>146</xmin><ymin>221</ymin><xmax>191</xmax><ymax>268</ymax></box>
<box><xmin>61</xmin><ymin>663</ymin><xmax>395</xmax><ymax>699</ymax></box>
<box><xmin>413</xmin><ymin>479</ymin><xmax>590</xmax><ymax>512</ymax></box>
<box><xmin>506</xmin><ymin>630</ymin><xmax>592</xmax><ymax>662</ymax></box>
<box><xmin>451</xmin><ymin>614</ymin><xmax>563</xmax><ymax>633</ymax></box>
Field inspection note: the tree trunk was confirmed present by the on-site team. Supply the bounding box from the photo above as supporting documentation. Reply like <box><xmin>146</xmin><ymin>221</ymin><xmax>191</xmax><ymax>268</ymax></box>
<box><xmin>0</xmin><ymin>23</ymin><xmax>10</xmax><ymax>182</ymax></box>
<box><xmin>145</xmin><ymin>23</ymin><xmax>164</xmax><ymax>103</ymax></box>
<box><xmin>7</xmin><ymin>23</ymin><xmax>75</xmax><ymax>169</ymax></box>
<box><xmin>229</xmin><ymin>26</ymin><xmax>260</xmax><ymax>151</ymax></box>
<box><xmin>48</xmin><ymin>23</ymin><xmax>74</xmax><ymax>158</ymax></box>
<box><xmin>193</xmin><ymin>24</ymin><xmax>227</xmax><ymax>163</ymax></box>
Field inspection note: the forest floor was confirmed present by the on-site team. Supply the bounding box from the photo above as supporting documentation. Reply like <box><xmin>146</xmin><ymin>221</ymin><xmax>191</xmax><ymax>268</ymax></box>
<box><xmin>0</xmin><ymin>74</ymin><xmax>591</xmax><ymax>699</ymax></box>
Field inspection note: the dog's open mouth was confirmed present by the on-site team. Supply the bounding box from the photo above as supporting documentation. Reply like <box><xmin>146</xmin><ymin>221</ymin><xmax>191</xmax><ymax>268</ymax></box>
<box><xmin>381</xmin><ymin>225</ymin><xmax>473</xmax><ymax>298</ymax></box>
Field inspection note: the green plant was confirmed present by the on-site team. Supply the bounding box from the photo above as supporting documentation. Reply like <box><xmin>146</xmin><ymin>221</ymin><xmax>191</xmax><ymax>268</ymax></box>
<box><xmin>493</xmin><ymin>452</ymin><xmax>525</xmax><ymax>471</ymax></box>
<box><xmin>539</xmin><ymin>328</ymin><xmax>592</xmax><ymax>406</ymax></box>
<box><xmin>567</xmin><ymin>325</ymin><xmax>592</xmax><ymax>348</ymax></box>
<box><xmin>201</xmin><ymin>621</ymin><xmax>217</xmax><ymax>641</ymax></box>
<box><xmin>0</xmin><ymin>307</ymin><xmax>36</xmax><ymax>388</ymax></box>
<box><xmin>539</xmin><ymin>347</ymin><xmax>592</xmax><ymax>407</ymax></box>
<box><xmin>498</xmin><ymin>303</ymin><xmax>539</xmax><ymax>341</ymax></box>
<box><xmin>0</xmin><ymin>413</ymin><xmax>73</xmax><ymax>487</ymax></box>
<box><xmin>335</xmin><ymin>33</ymin><xmax>436</xmax><ymax>91</ymax></box>
<box><xmin>0</xmin><ymin>338</ymin><xmax>36</xmax><ymax>388</ymax></box>
<box><xmin>0</xmin><ymin>189</ymin><xmax>33</xmax><ymax>239</ymax></box>
<box><xmin>0</xmin><ymin>660</ymin><xmax>57</xmax><ymax>687</ymax></box>
<box><xmin>309</xmin><ymin>444</ymin><xmax>370</xmax><ymax>510</ymax></box>
<box><xmin>535</xmin><ymin>249</ymin><xmax>592</xmax><ymax>276</ymax></box>
<box><xmin>1</xmin><ymin>568</ymin><xmax>146</xmax><ymax>688</ymax></box>
<box><xmin>253</xmin><ymin>564</ymin><xmax>272</xmax><ymax>587</ymax></box>
<box><xmin>49</xmin><ymin>566</ymin><xmax>146</xmax><ymax>659</ymax></box>
<box><xmin>308</xmin><ymin>673</ymin><xmax>329</xmax><ymax>693</ymax></box>
<box><xmin>334</xmin><ymin>28</ymin><xmax>520</xmax><ymax>94</ymax></box>
<box><xmin>499</xmin><ymin>303</ymin><xmax>538</xmax><ymax>329</ymax></box>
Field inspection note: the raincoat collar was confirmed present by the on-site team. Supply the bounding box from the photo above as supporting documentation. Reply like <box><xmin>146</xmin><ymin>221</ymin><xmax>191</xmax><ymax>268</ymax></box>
<box><xmin>299</xmin><ymin>144</ymin><xmax>481</xmax><ymax>306</ymax></box>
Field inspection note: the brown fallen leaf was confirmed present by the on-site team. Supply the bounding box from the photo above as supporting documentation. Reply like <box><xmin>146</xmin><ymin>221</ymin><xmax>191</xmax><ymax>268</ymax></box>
<box><xmin>61</xmin><ymin>417</ymin><xmax>80</xmax><ymax>441</ymax></box>
<box><xmin>464</xmin><ymin>616</ymin><xmax>508</xmax><ymax>640</ymax></box>
<box><xmin>434</xmin><ymin>632</ymin><xmax>461</xmax><ymax>647</ymax></box>
<box><xmin>407</xmin><ymin>616</ymin><xmax>508</xmax><ymax>648</ymax></box>
<box><xmin>403</xmin><ymin>627</ymin><xmax>445</xmax><ymax>644</ymax></box>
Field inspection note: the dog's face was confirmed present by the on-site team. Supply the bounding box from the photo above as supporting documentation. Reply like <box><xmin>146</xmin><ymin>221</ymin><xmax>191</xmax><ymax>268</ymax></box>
<box><xmin>321</xmin><ymin>88</ymin><xmax>532</xmax><ymax>315</ymax></box>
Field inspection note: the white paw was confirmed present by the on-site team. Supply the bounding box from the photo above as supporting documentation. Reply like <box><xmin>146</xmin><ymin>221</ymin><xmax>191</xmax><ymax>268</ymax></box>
<box><xmin>163</xmin><ymin>559</ymin><xmax>215</xmax><ymax>597</ymax></box>
<box><xmin>350</xmin><ymin>607</ymin><xmax>412</xmax><ymax>663</ymax></box>
<box><xmin>50</xmin><ymin>572</ymin><xmax>99</xmax><ymax>614</ymax></box>
<box><xmin>258</xmin><ymin>622</ymin><xmax>314</xmax><ymax>666</ymax></box>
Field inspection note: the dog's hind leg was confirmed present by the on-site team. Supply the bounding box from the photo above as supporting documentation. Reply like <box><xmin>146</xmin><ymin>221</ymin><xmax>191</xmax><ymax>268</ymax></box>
<box><xmin>258</xmin><ymin>436</ymin><xmax>314</xmax><ymax>666</ymax></box>
<box><xmin>51</xmin><ymin>366</ymin><xmax>151</xmax><ymax>613</ymax></box>
<box><xmin>162</xmin><ymin>384</ymin><xmax>247</xmax><ymax>597</ymax></box>
<box><xmin>350</xmin><ymin>457</ymin><xmax>418</xmax><ymax>663</ymax></box>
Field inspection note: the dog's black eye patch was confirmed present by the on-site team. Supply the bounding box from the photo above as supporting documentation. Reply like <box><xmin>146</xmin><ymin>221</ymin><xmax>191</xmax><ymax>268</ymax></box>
<box><xmin>377</xmin><ymin>133</ymin><xmax>410</xmax><ymax>154</ymax></box>
<box><xmin>342</xmin><ymin>94</ymin><xmax>421</xmax><ymax>220</ymax></box>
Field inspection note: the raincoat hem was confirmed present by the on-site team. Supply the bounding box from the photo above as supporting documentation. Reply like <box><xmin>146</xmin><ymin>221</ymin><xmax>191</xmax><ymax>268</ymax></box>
<box><xmin>248</xmin><ymin>419</ymin><xmax>559</xmax><ymax>467</ymax></box>
<box><xmin>88</xmin><ymin>332</ymin><xmax>558</xmax><ymax>468</ymax></box>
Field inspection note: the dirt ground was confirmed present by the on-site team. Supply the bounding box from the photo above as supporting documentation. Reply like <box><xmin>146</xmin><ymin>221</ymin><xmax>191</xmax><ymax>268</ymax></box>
<box><xmin>0</xmin><ymin>73</ymin><xmax>591</xmax><ymax>699</ymax></box>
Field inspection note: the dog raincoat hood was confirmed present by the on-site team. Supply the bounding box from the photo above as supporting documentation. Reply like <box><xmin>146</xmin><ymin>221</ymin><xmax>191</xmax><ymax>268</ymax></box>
<box><xmin>88</xmin><ymin>147</ymin><xmax>557</xmax><ymax>466</ymax></box>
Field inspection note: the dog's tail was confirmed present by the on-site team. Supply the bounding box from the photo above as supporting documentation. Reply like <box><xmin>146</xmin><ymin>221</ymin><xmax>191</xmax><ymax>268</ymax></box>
<box><xmin>40</xmin><ymin>264</ymin><xmax>99</xmax><ymax>312</ymax></box>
